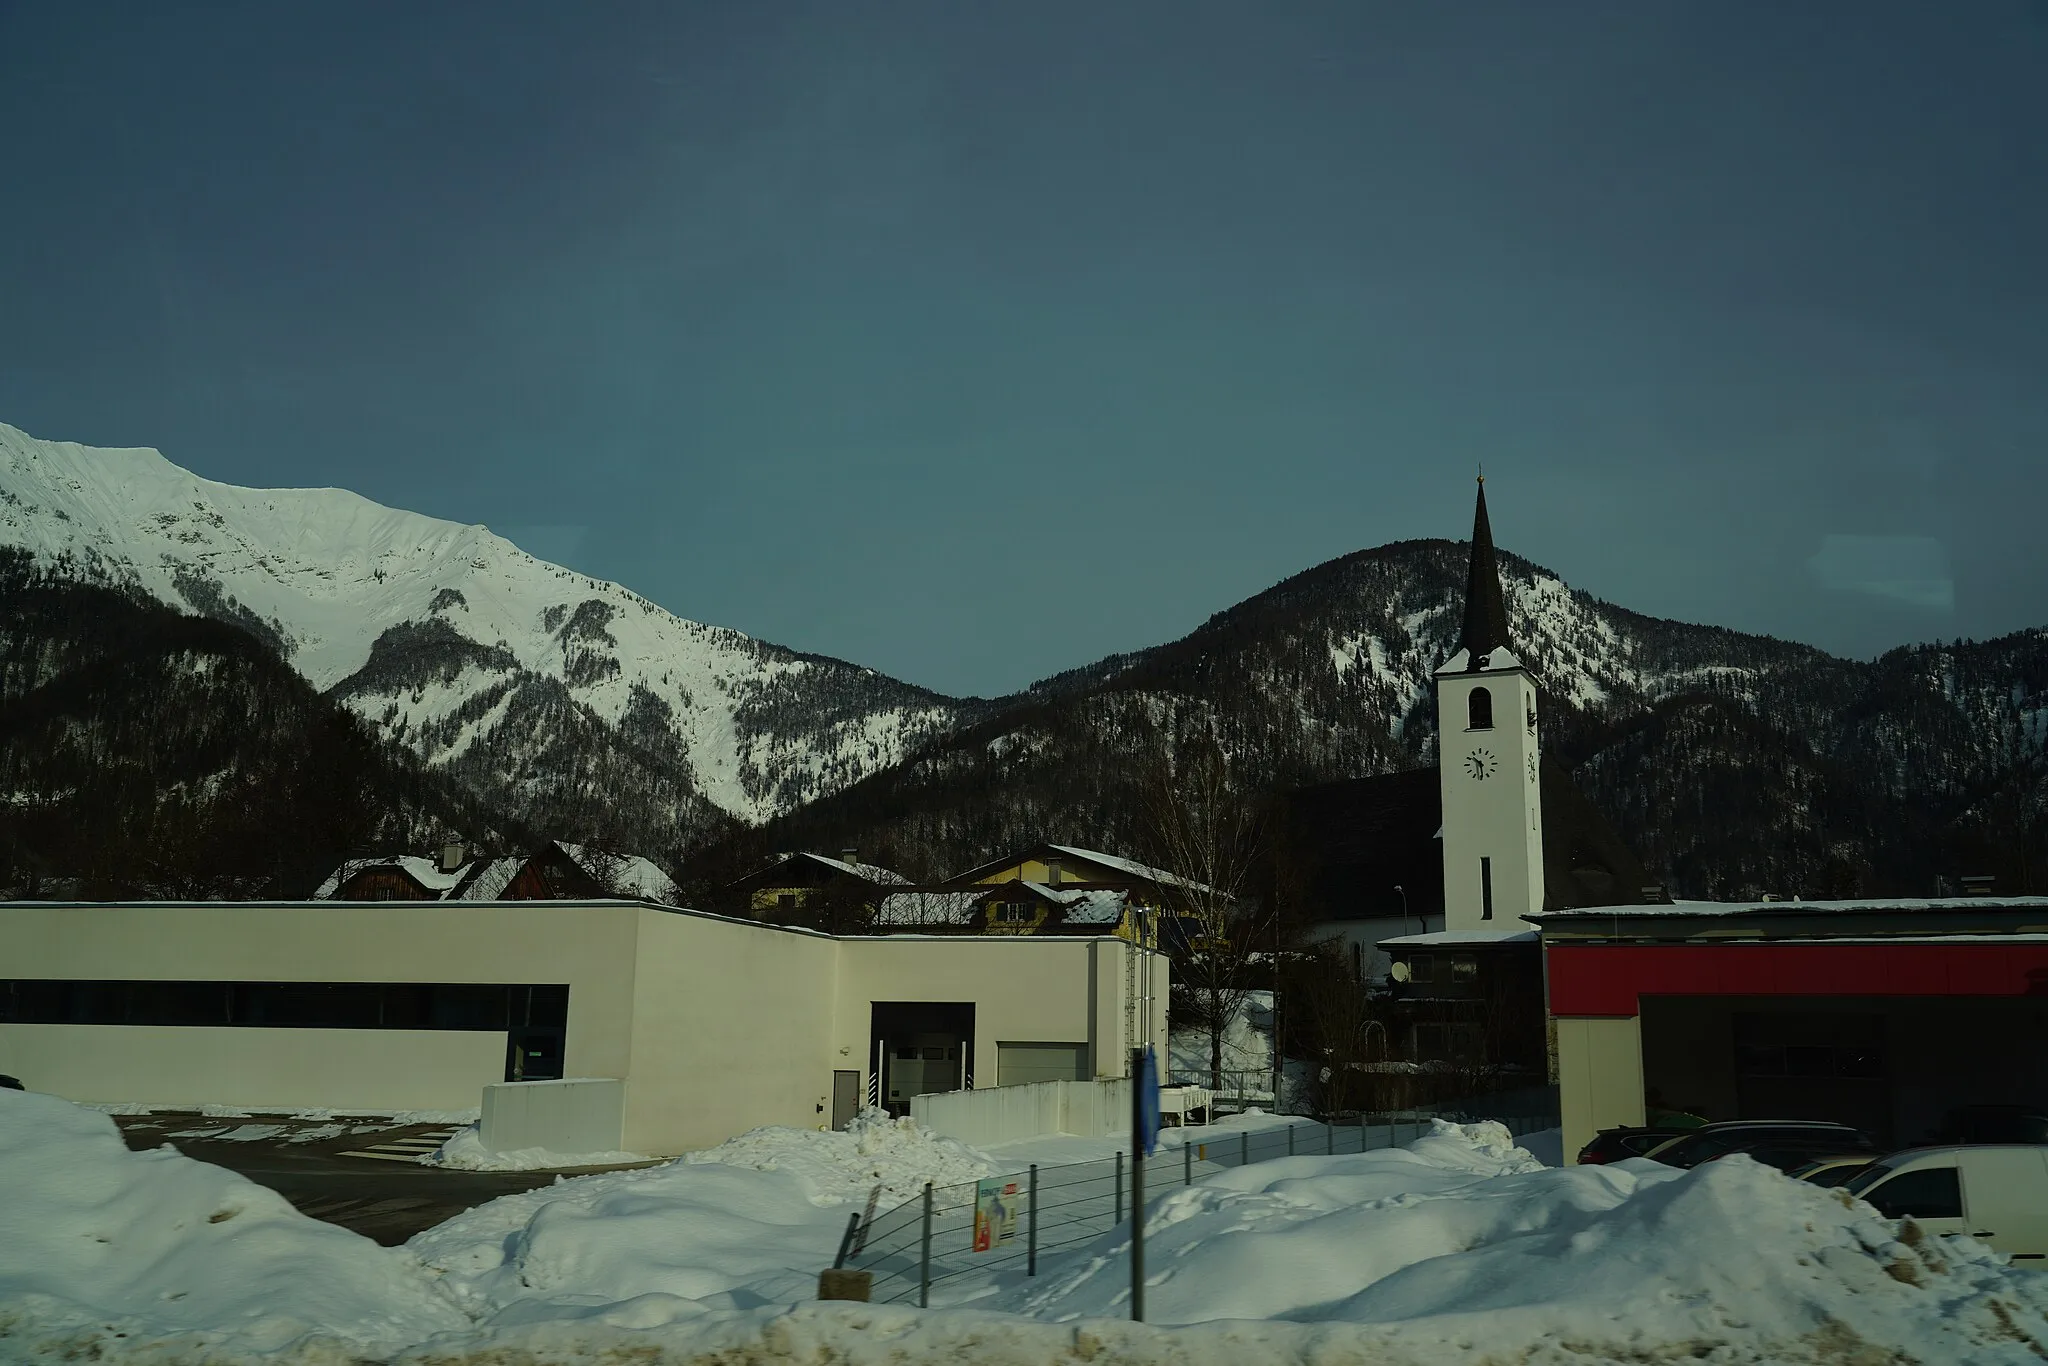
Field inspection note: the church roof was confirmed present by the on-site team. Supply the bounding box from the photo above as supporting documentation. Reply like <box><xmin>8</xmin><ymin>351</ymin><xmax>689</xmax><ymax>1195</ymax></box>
<box><xmin>1458</xmin><ymin>477</ymin><xmax>1513</xmax><ymax>669</ymax></box>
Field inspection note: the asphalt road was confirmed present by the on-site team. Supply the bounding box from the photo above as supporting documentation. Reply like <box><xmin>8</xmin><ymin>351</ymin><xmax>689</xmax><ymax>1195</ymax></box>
<box><xmin>116</xmin><ymin>1113</ymin><xmax>577</xmax><ymax>1245</ymax></box>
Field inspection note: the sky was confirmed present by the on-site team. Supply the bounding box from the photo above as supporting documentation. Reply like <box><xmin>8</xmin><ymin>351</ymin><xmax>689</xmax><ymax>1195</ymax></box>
<box><xmin>1</xmin><ymin>1</ymin><xmax>2043</xmax><ymax>698</ymax></box>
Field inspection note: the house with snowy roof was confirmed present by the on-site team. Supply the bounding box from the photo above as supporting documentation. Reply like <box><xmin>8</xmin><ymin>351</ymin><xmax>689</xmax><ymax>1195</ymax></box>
<box><xmin>727</xmin><ymin>849</ymin><xmax>913</xmax><ymax>928</ymax></box>
<box><xmin>875</xmin><ymin>882</ymin><xmax>1154</xmax><ymax>943</ymax></box>
<box><xmin>316</xmin><ymin>840</ymin><xmax>680</xmax><ymax>906</ymax></box>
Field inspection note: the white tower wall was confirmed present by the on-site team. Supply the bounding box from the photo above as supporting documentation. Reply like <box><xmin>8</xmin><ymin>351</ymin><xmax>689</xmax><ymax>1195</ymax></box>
<box><xmin>1437</xmin><ymin>664</ymin><xmax>1545</xmax><ymax>931</ymax></box>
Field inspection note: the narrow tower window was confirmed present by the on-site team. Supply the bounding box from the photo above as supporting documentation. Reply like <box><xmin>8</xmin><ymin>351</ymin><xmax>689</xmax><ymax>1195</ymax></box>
<box><xmin>1480</xmin><ymin>857</ymin><xmax>1494</xmax><ymax>921</ymax></box>
<box><xmin>1468</xmin><ymin>687</ymin><xmax>1494</xmax><ymax>731</ymax></box>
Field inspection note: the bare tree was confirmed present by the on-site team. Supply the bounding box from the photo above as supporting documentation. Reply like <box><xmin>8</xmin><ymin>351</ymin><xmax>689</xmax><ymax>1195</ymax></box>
<box><xmin>1138</xmin><ymin>726</ymin><xmax>1269</xmax><ymax>1092</ymax></box>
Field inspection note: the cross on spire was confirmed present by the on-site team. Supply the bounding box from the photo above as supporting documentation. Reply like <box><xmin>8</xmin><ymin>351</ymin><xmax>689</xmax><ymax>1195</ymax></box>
<box><xmin>1460</xmin><ymin>475</ymin><xmax>1512</xmax><ymax>668</ymax></box>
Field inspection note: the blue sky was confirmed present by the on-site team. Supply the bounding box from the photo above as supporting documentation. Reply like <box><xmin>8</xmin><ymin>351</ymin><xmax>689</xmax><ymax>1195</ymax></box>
<box><xmin>3</xmin><ymin>1</ymin><xmax>2044</xmax><ymax>697</ymax></box>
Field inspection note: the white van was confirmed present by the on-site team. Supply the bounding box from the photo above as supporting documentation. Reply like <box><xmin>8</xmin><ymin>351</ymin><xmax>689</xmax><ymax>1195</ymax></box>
<box><xmin>1842</xmin><ymin>1146</ymin><xmax>2048</xmax><ymax>1262</ymax></box>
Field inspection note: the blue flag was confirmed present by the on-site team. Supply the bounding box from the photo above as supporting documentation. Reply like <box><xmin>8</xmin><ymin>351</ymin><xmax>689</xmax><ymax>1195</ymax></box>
<box><xmin>1137</xmin><ymin>1044</ymin><xmax>1161</xmax><ymax>1157</ymax></box>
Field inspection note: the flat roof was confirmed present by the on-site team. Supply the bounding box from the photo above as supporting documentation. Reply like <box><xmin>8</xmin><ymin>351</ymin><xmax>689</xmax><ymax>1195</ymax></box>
<box><xmin>1380</xmin><ymin>929</ymin><xmax>1539</xmax><ymax>948</ymax></box>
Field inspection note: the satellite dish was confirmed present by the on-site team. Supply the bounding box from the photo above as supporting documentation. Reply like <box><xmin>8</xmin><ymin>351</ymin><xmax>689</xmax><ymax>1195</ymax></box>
<box><xmin>1390</xmin><ymin>961</ymin><xmax>1412</xmax><ymax>982</ymax></box>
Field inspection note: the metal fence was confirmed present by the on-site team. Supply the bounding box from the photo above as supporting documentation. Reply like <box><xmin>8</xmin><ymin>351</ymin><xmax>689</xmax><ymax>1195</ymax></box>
<box><xmin>839</xmin><ymin>1110</ymin><xmax>1556</xmax><ymax>1307</ymax></box>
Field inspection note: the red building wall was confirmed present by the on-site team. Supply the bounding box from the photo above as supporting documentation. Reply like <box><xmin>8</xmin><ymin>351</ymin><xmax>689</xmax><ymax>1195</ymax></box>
<box><xmin>1548</xmin><ymin>942</ymin><xmax>2048</xmax><ymax>1016</ymax></box>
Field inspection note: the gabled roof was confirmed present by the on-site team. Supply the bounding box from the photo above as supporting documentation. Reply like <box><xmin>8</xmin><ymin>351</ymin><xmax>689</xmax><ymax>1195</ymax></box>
<box><xmin>727</xmin><ymin>851</ymin><xmax>911</xmax><ymax>891</ymax></box>
<box><xmin>942</xmin><ymin>841</ymin><xmax>1212</xmax><ymax>894</ymax></box>
<box><xmin>311</xmin><ymin>855</ymin><xmax>466</xmax><ymax>899</ymax></box>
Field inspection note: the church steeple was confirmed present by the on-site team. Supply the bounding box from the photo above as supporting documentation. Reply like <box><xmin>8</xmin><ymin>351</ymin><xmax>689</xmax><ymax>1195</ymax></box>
<box><xmin>1459</xmin><ymin>476</ymin><xmax>1512</xmax><ymax>669</ymax></box>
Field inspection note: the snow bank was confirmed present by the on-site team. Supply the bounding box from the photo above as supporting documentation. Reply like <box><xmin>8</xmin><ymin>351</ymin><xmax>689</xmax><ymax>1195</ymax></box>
<box><xmin>979</xmin><ymin>1120</ymin><xmax>2048</xmax><ymax>1362</ymax></box>
<box><xmin>680</xmin><ymin>1108</ymin><xmax>993</xmax><ymax>1205</ymax></box>
<box><xmin>0</xmin><ymin>1088</ymin><xmax>466</xmax><ymax>1363</ymax></box>
<box><xmin>426</xmin><ymin>1124</ymin><xmax>651</xmax><ymax>1171</ymax></box>
<box><xmin>407</xmin><ymin>1111</ymin><xmax>994</xmax><ymax>1322</ymax></box>
<box><xmin>14</xmin><ymin>1094</ymin><xmax>2048</xmax><ymax>1366</ymax></box>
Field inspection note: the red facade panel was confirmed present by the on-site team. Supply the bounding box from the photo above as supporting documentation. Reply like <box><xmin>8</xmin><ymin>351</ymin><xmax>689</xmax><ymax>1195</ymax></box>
<box><xmin>1547</xmin><ymin>942</ymin><xmax>2048</xmax><ymax>1016</ymax></box>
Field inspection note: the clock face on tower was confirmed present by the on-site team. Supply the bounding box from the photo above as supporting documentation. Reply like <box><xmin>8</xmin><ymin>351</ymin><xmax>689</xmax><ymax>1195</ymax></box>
<box><xmin>1464</xmin><ymin>748</ymin><xmax>1497</xmax><ymax>781</ymax></box>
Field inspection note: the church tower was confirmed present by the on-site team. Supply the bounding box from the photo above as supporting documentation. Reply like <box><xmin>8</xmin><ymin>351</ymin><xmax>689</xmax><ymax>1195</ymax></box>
<box><xmin>1436</xmin><ymin>479</ymin><xmax>1546</xmax><ymax>931</ymax></box>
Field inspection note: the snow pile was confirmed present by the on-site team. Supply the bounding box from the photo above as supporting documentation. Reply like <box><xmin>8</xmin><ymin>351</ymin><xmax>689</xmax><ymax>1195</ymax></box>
<box><xmin>980</xmin><ymin>1120</ymin><xmax>2048</xmax><ymax>1362</ymax></box>
<box><xmin>427</xmin><ymin>1124</ymin><xmax>650</xmax><ymax>1172</ymax></box>
<box><xmin>681</xmin><ymin>1108</ymin><xmax>994</xmax><ymax>1205</ymax></box>
<box><xmin>0</xmin><ymin>1088</ymin><xmax>466</xmax><ymax>1362</ymax></box>
<box><xmin>408</xmin><ymin>1151</ymin><xmax>852</xmax><ymax>1321</ymax></box>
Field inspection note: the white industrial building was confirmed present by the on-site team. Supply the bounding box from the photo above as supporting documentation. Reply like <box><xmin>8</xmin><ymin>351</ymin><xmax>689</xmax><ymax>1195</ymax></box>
<box><xmin>0</xmin><ymin>898</ymin><xmax>1168</xmax><ymax>1155</ymax></box>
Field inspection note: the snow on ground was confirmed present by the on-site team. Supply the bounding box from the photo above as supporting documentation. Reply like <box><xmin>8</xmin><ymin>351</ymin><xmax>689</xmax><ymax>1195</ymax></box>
<box><xmin>427</xmin><ymin>1124</ymin><xmax>652</xmax><ymax>1172</ymax></box>
<box><xmin>10</xmin><ymin>1091</ymin><xmax>2048</xmax><ymax>1366</ymax></box>
<box><xmin>0</xmin><ymin>1088</ymin><xmax>466</xmax><ymax>1362</ymax></box>
<box><xmin>1518</xmin><ymin>1124</ymin><xmax>1564</xmax><ymax>1166</ymax></box>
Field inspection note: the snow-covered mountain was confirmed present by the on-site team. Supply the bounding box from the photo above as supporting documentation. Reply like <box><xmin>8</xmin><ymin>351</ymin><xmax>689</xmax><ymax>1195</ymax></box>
<box><xmin>0</xmin><ymin>422</ymin><xmax>970</xmax><ymax>848</ymax></box>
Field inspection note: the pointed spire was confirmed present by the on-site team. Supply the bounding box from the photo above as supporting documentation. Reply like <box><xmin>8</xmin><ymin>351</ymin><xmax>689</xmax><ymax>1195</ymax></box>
<box><xmin>1460</xmin><ymin>476</ymin><xmax>1511</xmax><ymax>668</ymax></box>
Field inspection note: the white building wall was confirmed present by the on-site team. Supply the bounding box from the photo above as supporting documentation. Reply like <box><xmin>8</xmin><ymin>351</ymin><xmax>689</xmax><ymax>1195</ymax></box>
<box><xmin>0</xmin><ymin>902</ymin><xmax>1162</xmax><ymax>1156</ymax></box>
<box><xmin>0</xmin><ymin>902</ymin><xmax>643</xmax><ymax>1111</ymax></box>
<box><xmin>1437</xmin><ymin>667</ymin><xmax>1546</xmax><ymax>932</ymax></box>
<box><xmin>623</xmin><ymin>906</ymin><xmax>838</xmax><ymax>1154</ymax></box>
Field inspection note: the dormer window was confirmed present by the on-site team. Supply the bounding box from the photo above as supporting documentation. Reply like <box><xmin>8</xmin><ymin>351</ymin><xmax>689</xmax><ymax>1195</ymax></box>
<box><xmin>1467</xmin><ymin>686</ymin><xmax>1494</xmax><ymax>730</ymax></box>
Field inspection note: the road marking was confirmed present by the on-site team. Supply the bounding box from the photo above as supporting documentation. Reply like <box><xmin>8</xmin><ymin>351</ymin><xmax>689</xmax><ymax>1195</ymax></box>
<box><xmin>336</xmin><ymin>1127</ymin><xmax>459</xmax><ymax>1163</ymax></box>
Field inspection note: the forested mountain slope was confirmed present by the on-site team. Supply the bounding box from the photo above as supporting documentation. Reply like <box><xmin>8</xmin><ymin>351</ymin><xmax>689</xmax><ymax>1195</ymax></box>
<box><xmin>0</xmin><ymin>553</ymin><xmax>494</xmax><ymax>898</ymax></box>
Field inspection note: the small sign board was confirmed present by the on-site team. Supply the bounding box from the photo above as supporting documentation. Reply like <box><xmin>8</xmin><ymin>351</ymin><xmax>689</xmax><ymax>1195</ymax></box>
<box><xmin>973</xmin><ymin>1177</ymin><xmax>1021</xmax><ymax>1251</ymax></box>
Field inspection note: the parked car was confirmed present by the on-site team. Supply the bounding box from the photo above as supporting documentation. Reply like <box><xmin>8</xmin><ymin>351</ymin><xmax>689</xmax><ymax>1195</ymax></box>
<box><xmin>1788</xmin><ymin>1154</ymin><xmax>1879</xmax><ymax>1188</ymax></box>
<box><xmin>1843</xmin><ymin>1146</ymin><xmax>2048</xmax><ymax>1261</ymax></box>
<box><xmin>1576</xmin><ymin>1126</ymin><xmax>1692</xmax><ymax>1165</ymax></box>
<box><xmin>1642</xmin><ymin>1120</ymin><xmax>1879</xmax><ymax>1172</ymax></box>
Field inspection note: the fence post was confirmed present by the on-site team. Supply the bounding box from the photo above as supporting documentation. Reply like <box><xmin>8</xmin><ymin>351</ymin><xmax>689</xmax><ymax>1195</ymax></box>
<box><xmin>1184</xmin><ymin>1140</ymin><xmax>1193</xmax><ymax>1186</ymax></box>
<box><xmin>1326</xmin><ymin>1123</ymin><xmax>1335</xmax><ymax>1156</ymax></box>
<box><xmin>1027</xmin><ymin>1165</ymin><xmax>1038</xmax><ymax>1277</ymax></box>
<box><xmin>1115</xmin><ymin>1151</ymin><xmax>1124</xmax><ymax>1223</ymax></box>
<box><xmin>919</xmin><ymin>1183</ymin><xmax>933</xmax><ymax>1309</ymax></box>
<box><xmin>1288</xmin><ymin>1123</ymin><xmax>1296</xmax><ymax>1156</ymax></box>
<box><xmin>1240</xmin><ymin>1131</ymin><xmax>1249</xmax><ymax>1166</ymax></box>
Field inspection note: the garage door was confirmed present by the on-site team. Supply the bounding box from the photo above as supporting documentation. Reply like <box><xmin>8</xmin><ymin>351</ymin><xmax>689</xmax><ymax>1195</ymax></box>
<box><xmin>998</xmin><ymin>1042</ymin><xmax>1089</xmax><ymax>1087</ymax></box>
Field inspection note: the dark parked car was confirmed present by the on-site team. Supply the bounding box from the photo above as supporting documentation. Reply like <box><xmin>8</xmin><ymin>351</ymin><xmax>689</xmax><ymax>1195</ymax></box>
<box><xmin>1576</xmin><ymin>1126</ymin><xmax>1692</xmax><ymax>1165</ymax></box>
<box><xmin>1642</xmin><ymin>1120</ymin><xmax>1879</xmax><ymax>1173</ymax></box>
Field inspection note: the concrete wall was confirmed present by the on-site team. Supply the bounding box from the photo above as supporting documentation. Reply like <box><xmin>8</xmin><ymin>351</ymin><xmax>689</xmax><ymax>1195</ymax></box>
<box><xmin>912</xmin><ymin>1077</ymin><xmax>1141</xmax><ymax>1146</ymax></box>
<box><xmin>481</xmin><ymin>1078</ymin><xmax>626</xmax><ymax>1154</ymax></box>
<box><xmin>1557</xmin><ymin>1015</ymin><xmax>1644</xmax><ymax>1163</ymax></box>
